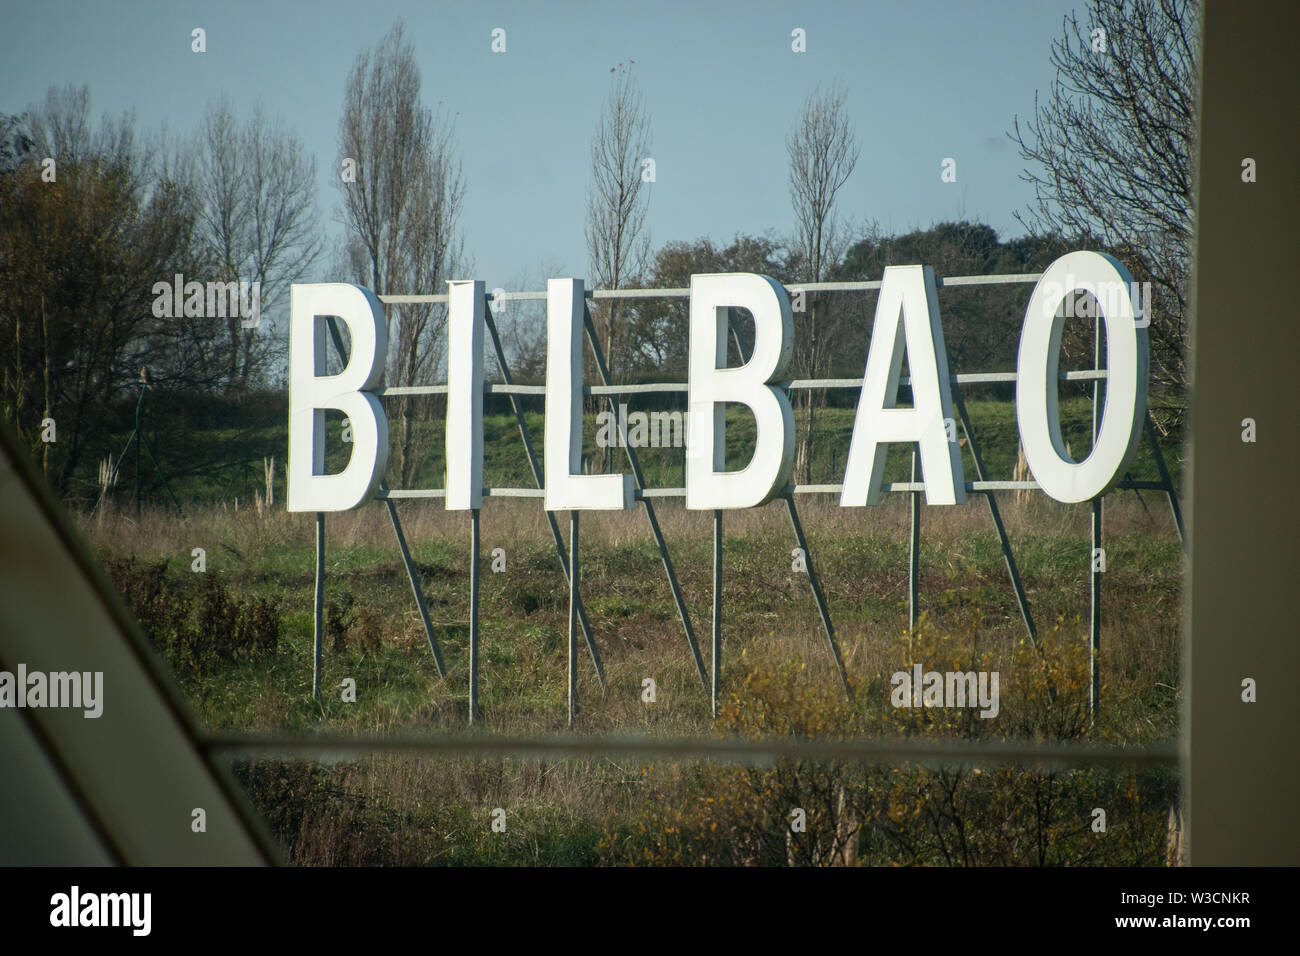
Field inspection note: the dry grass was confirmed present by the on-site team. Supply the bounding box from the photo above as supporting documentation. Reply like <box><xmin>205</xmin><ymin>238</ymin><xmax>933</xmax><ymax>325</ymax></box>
<box><xmin>77</xmin><ymin>490</ymin><xmax>1182</xmax><ymax>737</ymax></box>
<box><xmin>76</xmin><ymin>489</ymin><xmax>1179</xmax><ymax>563</ymax></box>
<box><xmin>81</xmin><ymin>491</ymin><xmax>1183</xmax><ymax>864</ymax></box>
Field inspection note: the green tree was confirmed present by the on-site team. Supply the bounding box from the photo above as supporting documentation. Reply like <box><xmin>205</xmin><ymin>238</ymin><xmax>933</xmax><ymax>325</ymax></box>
<box><xmin>0</xmin><ymin>85</ymin><xmax>213</xmax><ymax>497</ymax></box>
<box><xmin>633</xmin><ymin>233</ymin><xmax>798</xmax><ymax>379</ymax></box>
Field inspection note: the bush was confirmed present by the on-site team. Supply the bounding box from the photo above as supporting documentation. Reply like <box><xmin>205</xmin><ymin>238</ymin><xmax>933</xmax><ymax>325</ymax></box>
<box><xmin>599</xmin><ymin>614</ymin><xmax>1176</xmax><ymax>866</ymax></box>
<box><xmin>102</xmin><ymin>556</ymin><xmax>280</xmax><ymax>678</ymax></box>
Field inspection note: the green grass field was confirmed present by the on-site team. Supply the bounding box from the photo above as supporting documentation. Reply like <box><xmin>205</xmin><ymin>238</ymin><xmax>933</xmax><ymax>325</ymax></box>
<box><xmin>81</xmin><ymin>394</ymin><xmax>1186</xmax><ymax>865</ymax></box>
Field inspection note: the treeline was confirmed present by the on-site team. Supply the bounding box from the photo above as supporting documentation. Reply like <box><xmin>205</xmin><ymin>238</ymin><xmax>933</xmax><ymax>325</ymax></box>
<box><xmin>2</xmin><ymin>1</ymin><xmax>1195</xmax><ymax>504</ymax></box>
<box><xmin>0</xmin><ymin>86</ymin><xmax>320</xmax><ymax>499</ymax></box>
<box><xmin>580</xmin><ymin>223</ymin><xmax>1073</xmax><ymax>390</ymax></box>
<box><xmin>0</xmin><ymin>84</ymin><xmax>1063</xmax><ymax>507</ymax></box>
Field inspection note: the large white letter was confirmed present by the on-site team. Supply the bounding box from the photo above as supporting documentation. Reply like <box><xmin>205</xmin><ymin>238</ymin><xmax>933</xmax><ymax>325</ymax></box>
<box><xmin>1016</xmin><ymin>251</ymin><xmax>1148</xmax><ymax>503</ymax></box>
<box><xmin>445</xmin><ymin>280</ymin><xmax>484</xmax><ymax>510</ymax></box>
<box><xmin>287</xmin><ymin>283</ymin><xmax>388</xmax><ymax>512</ymax></box>
<box><xmin>685</xmin><ymin>273</ymin><xmax>794</xmax><ymax>510</ymax></box>
<box><xmin>840</xmin><ymin>265</ymin><xmax>965</xmax><ymax>506</ymax></box>
<box><xmin>544</xmin><ymin>278</ymin><xmax>633</xmax><ymax>510</ymax></box>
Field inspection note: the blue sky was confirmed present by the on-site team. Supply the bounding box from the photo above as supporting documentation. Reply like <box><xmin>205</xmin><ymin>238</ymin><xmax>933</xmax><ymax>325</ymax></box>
<box><xmin>0</xmin><ymin>0</ymin><xmax>1084</xmax><ymax>292</ymax></box>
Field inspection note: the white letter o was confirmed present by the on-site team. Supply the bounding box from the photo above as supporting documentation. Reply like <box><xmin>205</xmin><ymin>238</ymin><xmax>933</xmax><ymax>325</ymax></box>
<box><xmin>1016</xmin><ymin>251</ymin><xmax>1148</xmax><ymax>503</ymax></box>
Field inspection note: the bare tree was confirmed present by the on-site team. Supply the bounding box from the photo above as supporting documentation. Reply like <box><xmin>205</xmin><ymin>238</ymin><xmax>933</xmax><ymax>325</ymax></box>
<box><xmin>787</xmin><ymin>82</ymin><xmax>859</xmax><ymax>482</ymax></box>
<box><xmin>336</xmin><ymin>20</ymin><xmax>466</xmax><ymax>487</ymax></box>
<box><xmin>586</xmin><ymin>64</ymin><xmax>652</xmax><ymax>379</ymax></box>
<box><xmin>495</xmin><ymin>258</ymin><xmax>566</xmax><ymax>385</ymax></box>
<box><xmin>1011</xmin><ymin>0</ymin><xmax>1198</xmax><ymax>407</ymax></box>
<box><xmin>192</xmin><ymin>97</ymin><xmax>322</xmax><ymax>389</ymax></box>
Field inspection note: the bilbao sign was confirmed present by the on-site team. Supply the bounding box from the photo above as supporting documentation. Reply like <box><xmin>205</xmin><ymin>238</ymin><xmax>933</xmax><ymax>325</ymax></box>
<box><xmin>286</xmin><ymin>251</ymin><xmax>1148</xmax><ymax>513</ymax></box>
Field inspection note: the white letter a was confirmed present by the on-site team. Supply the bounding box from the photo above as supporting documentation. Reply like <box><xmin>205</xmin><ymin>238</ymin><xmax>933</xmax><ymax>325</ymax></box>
<box><xmin>841</xmin><ymin>265</ymin><xmax>965</xmax><ymax>506</ymax></box>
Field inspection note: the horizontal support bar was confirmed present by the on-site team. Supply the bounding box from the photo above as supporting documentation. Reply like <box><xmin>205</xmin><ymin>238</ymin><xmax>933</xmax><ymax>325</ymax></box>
<box><xmin>375</xmin><ymin>273</ymin><xmax>1048</xmax><ymax>305</ymax></box>
<box><xmin>376</xmin><ymin>383</ymin><xmax>546</xmax><ymax>397</ymax></box>
<box><xmin>590</xmin><ymin>382</ymin><xmax>686</xmax><ymax>395</ymax></box>
<box><xmin>936</xmin><ymin>273</ymin><xmax>1044</xmax><ymax>287</ymax></box>
<box><xmin>786</xmin><ymin>480</ymin><xmax>1170</xmax><ymax>494</ymax></box>
<box><xmin>377</xmin><ymin>480</ymin><xmax>1170</xmax><ymax>500</ymax></box>
<box><xmin>795</xmin><ymin>370</ymin><xmax>1109</xmax><ymax>389</ymax></box>
<box><xmin>204</xmin><ymin>731</ymin><xmax>1175</xmax><ymax>769</ymax></box>
<box><xmin>490</xmin><ymin>383</ymin><xmax>545</xmax><ymax>396</ymax></box>
<box><xmin>373</xmin><ymin>370</ymin><xmax>1111</xmax><ymax>397</ymax></box>
<box><xmin>382</xmin><ymin>385</ymin><xmax>449</xmax><ymax>396</ymax></box>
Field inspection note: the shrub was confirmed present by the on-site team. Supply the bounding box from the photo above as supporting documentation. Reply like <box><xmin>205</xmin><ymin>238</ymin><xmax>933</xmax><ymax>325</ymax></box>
<box><xmin>600</xmin><ymin>613</ymin><xmax>1175</xmax><ymax>866</ymax></box>
<box><xmin>102</xmin><ymin>556</ymin><xmax>280</xmax><ymax>678</ymax></box>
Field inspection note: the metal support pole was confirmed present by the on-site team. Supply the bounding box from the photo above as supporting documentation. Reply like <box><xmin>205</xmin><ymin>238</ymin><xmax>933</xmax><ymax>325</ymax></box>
<box><xmin>729</xmin><ymin>321</ymin><xmax>745</xmax><ymax>363</ymax></box>
<box><xmin>1144</xmin><ymin>413</ymin><xmax>1185</xmax><ymax>550</ymax></box>
<box><xmin>1090</xmin><ymin>313</ymin><xmax>1104</xmax><ymax>726</ymax></box>
<box><xmin>135</xmin><ymin>387</ymin><xmax>143</xmax><ymax>520</ymax></box>
<box><xmin>601</xmin><ymin>298</ymin><xmax>614</xmax><ymax>475</ymax></box>
<box><xmin>909</xmin><ymin>450</ymin><xmax>920</xmax><ymax>632</ymax></box>
<box><xmin>953</xmin><ymin>392</ymin><xmax>1038</xmax><ymax>644</ymax></box>
<box><xmin>324</xmin><ymin>317</ymin><xmax>447</xmax><ymax>676</ymax></box>
<box><xmin>581</xmin><ymin>304</ymin><xmax>709</xmax><ymax>692</ymax></box>
<box><xmin>784</xmin><ymin>496</ymin><xmax>851</xmax><ymax>698</ymax></box>
<box><xmin>952</xmin><ymin>390</ymin><xmax>1054</xmax><ymax>701</ymax></box>
<box><xmin>482</xmin><ymin>304</ymin><xmax>606</xmax><ymax>689</ymax></box>
<box><xmin>1092</xmin><ymin>306</ymin><xmax>1105</xmax><ymax>439</ymax></box>
<box><xmin>1090</xmin><ymin>497</ymin><xmax>1102</xmax><ymax>726</ymax></box>
<box><xmin>469</xmin><ymin>508</ymin><xmax>480</xmax><ymax>724</ymax></box>
<box><xmin>568</xmin><ymin>511</ymin><xmax>579</xmax><ymax>728</ymax></box>
<box><xmin>712</xmin><ymin>510</ymin><xmax>722</xmax><ymax>720</ymax></box>
<box><xmin>385</xmin><ymin>498</ymin><xmax>447</xmax><ymax>677</ymax></box>
<box><xmin>722</xmin><ymin>308</ymin><xmax>844</xmax><ymax>696</ymax></box>
<box><xmin>313</xmin><ymin>512</ymin><xmax>324</xmax><ymax>701</ymax></box>
<box><xmin>139</xmin><ymin>432</ymin><xmax>183</xmax><ymax>515</ymax></box>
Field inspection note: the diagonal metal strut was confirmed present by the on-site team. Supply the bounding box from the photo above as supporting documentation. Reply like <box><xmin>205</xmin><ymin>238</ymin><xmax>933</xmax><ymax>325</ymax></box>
<box><xmin>482</xmin><ymin>302</ymin><xmax>606</xmax><ymax>689</ymax></box>
<box><xmin>725</xmin><ymin>308</ymin><xmax>851</xmax><ymax>699</ymax></box>
<box><xmin>325</xmin><ymin>316</ymin><xmax>447</xmax><ymax>677</ymax></box>
<box><xmin>952</xmin><ymin>391</ymin><xmax>1038</xmax><ymax>646</ymax></box>
<box><xmin>582</xmin><ymin>302</ymin><xmax>710</xmax><ymax>693</ymax></box>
